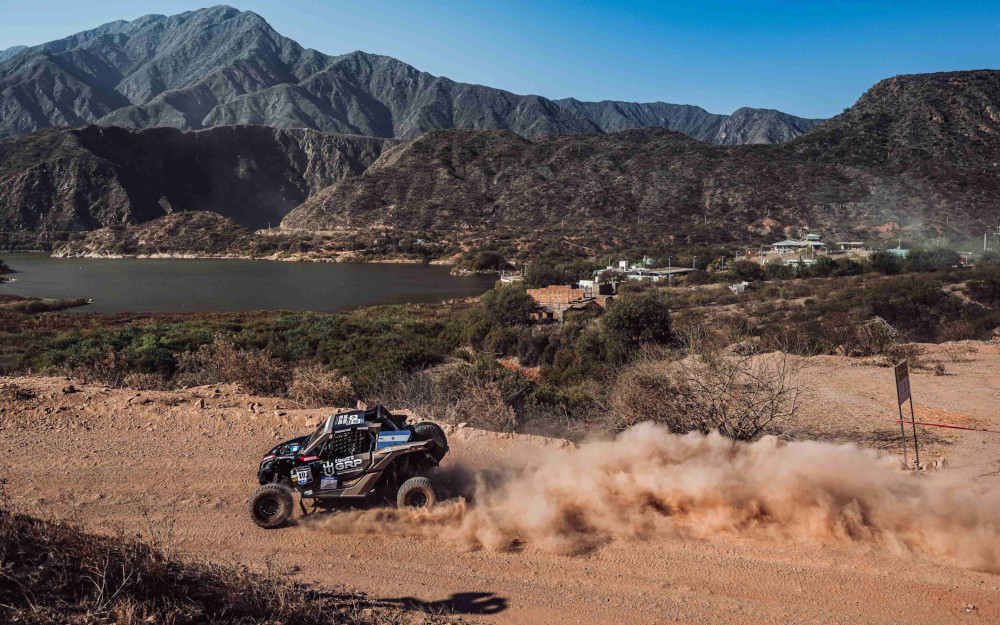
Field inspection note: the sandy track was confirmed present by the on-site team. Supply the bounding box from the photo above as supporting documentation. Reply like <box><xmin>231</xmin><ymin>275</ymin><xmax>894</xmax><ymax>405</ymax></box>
<box><xmin>2</xmin><ymin>348</ymin><xmax>999</xmax><ymax>624</ymax></box>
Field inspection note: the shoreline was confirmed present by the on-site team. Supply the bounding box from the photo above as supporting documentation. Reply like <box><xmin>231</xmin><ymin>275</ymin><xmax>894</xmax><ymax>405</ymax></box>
<box><xmin>46</xmin><ymin>249</ymin><xmax>444</xmax><ymax>265</ymax></box>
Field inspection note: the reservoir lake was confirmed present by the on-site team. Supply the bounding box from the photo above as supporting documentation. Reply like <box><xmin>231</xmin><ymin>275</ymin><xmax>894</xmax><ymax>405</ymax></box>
<box><xmin>0</xmin><ymin>254</ymin><xmax>495</xmax><ymax>313</ymax></box>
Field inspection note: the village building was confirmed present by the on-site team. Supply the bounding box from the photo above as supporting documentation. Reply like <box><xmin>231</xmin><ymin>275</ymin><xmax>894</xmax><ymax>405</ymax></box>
<box><xmin>526</xmin><ymin>283</ymin><xmax>615</xmax><ymax>322</ymax></box>
<box><xmin>772</xmin><ymin>234</ymin><xmax>826</xmax><ymax>251</ymax></box>
<box><xmin>837</xmin><ymin>241</ymin><xmax>866</xmax><ymax>251</ymax></box>
<box><xmin>594</xmin><ymin>260</ymin><xmax>696</xmax><ymax>283</ymax></box>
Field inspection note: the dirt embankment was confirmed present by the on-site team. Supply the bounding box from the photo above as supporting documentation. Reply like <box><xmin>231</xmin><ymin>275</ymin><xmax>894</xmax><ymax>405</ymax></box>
<box><xmin>2</xmin><ymin>346</ymin><xmax>1000</xmax><ymax>624</ymax></box>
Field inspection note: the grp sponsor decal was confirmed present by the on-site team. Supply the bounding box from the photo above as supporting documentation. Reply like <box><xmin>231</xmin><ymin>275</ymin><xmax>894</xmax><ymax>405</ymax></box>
<box><xmin>334</xmin><ymin>413</ymin><xmax>365</xmax><ymax>426</ymax></box>
<box><xmin>319</xmin><ymin>476</ymin><xmax>338</xmax><ymax>490</ymax></box>
<box><xmin>321</xmin><ymin>456</ymin><xmax>364</xmax><ymax>476</ymax></box>
<box><xmin>376</xmin><ymin>431</ymin><xmax>411</xmax><ymax>450</ymax></box>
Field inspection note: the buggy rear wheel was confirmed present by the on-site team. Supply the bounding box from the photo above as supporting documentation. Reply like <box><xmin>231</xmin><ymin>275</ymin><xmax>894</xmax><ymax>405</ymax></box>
<box><xmin>397</xmin><ymin>476</ymin><xmax>436</xmax><ymax>509</ymax></box>
<box><xmin>248</xmin><ymin>483</ymin><xmax>293</xmax><ymax>528</ymax></box>
<box><xmin>412</xmin><ymin>422</ymin><xmax>449</xmax><ymax>463</ymax></box>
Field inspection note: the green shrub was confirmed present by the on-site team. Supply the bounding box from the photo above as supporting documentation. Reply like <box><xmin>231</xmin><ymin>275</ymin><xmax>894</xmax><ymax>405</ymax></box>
<box><xmin>811</xmin><ymin>255</ymin><xmax>837</xmax><ymax>277</ymax></box>
<box><xmin>868</xmin><ymin>250</ymin><xmax>903</xmax><ymax>275</ymax></box>
<box><xmin>471</xmin><ymin>250</ymin><xmax>509</xmax><ymax>272</ymax></box>
<box><xmin>602</xmin><ymin>289</ymin><xmax>672</xmax><ymax>346</ymax></box>
<box><xmin>729</xmin><ymin>260</ymin><xmax>765</xmax><ymax>282</ymax></box>
<box><xmin>764</xmin><ymin>261</ymin><xmax>793</xmax><ymax>280</ymax></box>
<box><xmin>967</xmin><ymin>273</ymin><xmax>1000</xmax><ymax>307</ymax></box>
<box><xmin>834</xmin><ymin>257</ymin><xmax>865</xmax><ymax>276</ymax></box>
<box><xmin>481</xmin><ymin>285</ymin><xmax>537</xmax><ymax>326</ymax></box>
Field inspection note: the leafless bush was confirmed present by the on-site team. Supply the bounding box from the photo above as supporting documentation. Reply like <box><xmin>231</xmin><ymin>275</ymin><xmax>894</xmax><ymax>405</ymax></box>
<box><xmin>362</xmin><ymin>363</ymin><xmax>523</xmax><ymax>432</ymax></box>
<box><xmin>122</xmin><ymin>372</ymin><xmax>168</xmax><ymax>391</ymax></box>
<box><xmin>361</xmin><ymin>369</ymin><xmax>456</xmax><ymax>418</ymax></box>
<box><xmin>176</xmin><ymin>336</ymin><xmax>291</xmax><ymax>396</ymax></box>
<box><xmin>856</xmin><ymin>316</ymin><xmax>900</xmax><ymax>356</ymax></box>
<box><xmin>940</xmin><ymin>342</ymin><xmax>976</xmax><ymax>363</ymax></box>
<box><xmin>606</xmin><ymin>346</ymin><xmax>803</xmax><ymax>441</ymax></box>
<box><xmin>75</xmin><ymin>348</ymin><xmax>131</xmax><ymax>388</ymax></box>
<box><xmin>0</xmin><ymin>382</ymin><xmax>35</xmax><ymax>402</ymax></box>
<box><xmin>937</xmin><ymin>319</ymin><xmax>980</xmax><ymax>342</ymax></box>
<box><xmin>882</xmin><ymin>342</ymin><xmax>924</xmax><ymax>369</ymax></box>
<box><xmin>675</xmin><ymin>350</ymin><xmax>803</xmax><ymax>440</ymax></box>
<box><xmin>607</xmin><ymin>357</ymin><xmax>689</xmax><ymax>432</ymax></box>
<box><xmin>452</xmin><ymin>379</ymin><xmax>518</xmax><ymax>432</ymax></box>
<box><xmin>287</xmin><ymin>365</ymin><xmax>355</xmax><ymax>408</ymax></box>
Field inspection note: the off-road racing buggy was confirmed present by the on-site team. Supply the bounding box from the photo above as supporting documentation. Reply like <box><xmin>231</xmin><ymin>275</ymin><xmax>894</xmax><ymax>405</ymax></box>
<box><xmin>248</xmin><ymin>405</ymin><xmax>449</xmax><ymax>528</ymax></box>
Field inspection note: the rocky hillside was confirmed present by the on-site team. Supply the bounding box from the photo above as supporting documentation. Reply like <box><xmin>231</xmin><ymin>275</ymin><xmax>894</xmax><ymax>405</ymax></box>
<box><xmin>51</xmin><ymin>211</ymin><xmax>254</xmax><ymax>257</ymax></box>
<box><xmin>0</xmin><ymin>125</ymin><xmax>392</xmax><ymax>231</ymax></box>
<box><xmin>0</xmin><ymin>6</ymin><xmax>818</xmax><ymax>144</ymax></box>
<box><xmin>283</xmin><ymin>70</ymin><xmax>1000</xmax><ymax>245</ymax></box>
<box><xmin>280</xmin><ymin>128</ymin><xmax>852</xmax><ymax>244</ymax></box>
<box><xmin>554</xmin><ymin>99</ymin><xmax>822</xmax><ymax>145</ymax></box>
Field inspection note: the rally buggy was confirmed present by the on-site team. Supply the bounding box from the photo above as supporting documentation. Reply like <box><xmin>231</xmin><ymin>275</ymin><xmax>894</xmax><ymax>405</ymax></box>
<box><xmin>248</xmin><ymin>405</ymin><xmax>449</xmax><ymax>528</ymax></box>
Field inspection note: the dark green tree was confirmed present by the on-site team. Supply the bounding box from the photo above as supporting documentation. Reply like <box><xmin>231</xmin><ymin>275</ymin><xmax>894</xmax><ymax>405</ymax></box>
<box><xmin>729</xmin><ymin>260</ymin><xmax>765</xmax><ymax>282</ymax></box>
<box><xmin>868</xmin><ymin>250</ymin><xmax>903</xmax><ymax>275</ymax></box>
<box><xmin>481</xmin><ymin>285</ymin><xmax>537</xmax><ymax>326</ymax></box>
<box><xmin>602</xmin><ymin>290</ymin><xmax>672</xmax><ymax>346</ymax></box>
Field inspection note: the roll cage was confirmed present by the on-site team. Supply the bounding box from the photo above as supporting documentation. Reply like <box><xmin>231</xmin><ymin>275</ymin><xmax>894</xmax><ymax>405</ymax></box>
<box><xmin>300</xmin><ymin>406</ymin><xmax>406</xmax><ymax>456</ymax></box>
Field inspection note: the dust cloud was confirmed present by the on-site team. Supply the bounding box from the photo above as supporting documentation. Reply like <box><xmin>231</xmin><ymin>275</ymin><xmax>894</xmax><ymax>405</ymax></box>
<box><xmin>309</xmin><ymin>423</ymin><xmax>1000</xmax><ymax>570</ymax></box>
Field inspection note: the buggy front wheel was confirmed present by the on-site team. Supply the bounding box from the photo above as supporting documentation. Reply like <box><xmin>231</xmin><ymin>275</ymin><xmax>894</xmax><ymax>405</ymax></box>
<box><xmin>248</xmin><ymin>483</ymin><xmax>294</xmax><ymax>528</ymax></box>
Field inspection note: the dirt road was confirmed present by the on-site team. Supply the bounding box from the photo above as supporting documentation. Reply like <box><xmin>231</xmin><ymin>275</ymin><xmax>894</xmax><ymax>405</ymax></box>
<box><xmin>2</xmin><ymin>345</ymin><xmax>999</xmax><ymax>624</ymax></box>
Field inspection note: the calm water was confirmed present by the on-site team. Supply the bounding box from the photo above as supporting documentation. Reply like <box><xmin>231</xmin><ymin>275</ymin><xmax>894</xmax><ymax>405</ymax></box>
<box><xmin>0</xmin><ymin>254</ymin><xmax>494</xmax><ymax>313</ymax></box>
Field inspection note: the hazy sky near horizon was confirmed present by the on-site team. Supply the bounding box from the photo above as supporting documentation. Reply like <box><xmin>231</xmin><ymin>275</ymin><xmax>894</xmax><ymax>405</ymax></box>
<box><xmin>0</xmin><ymin>0</ymin><xmax>998</xmax><ymax>118</ymax></box>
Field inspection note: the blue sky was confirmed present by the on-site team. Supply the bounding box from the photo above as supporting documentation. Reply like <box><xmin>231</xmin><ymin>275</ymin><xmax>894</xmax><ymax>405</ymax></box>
<box><xmin>0</xmin><ymin>0</ymin><xmax>998</xmax><ymax>118</ymax></box>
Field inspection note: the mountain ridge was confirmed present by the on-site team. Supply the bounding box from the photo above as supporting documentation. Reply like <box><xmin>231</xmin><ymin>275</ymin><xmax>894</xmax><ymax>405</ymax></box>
<box><xmin>0</xmin><ymin>6</ymin><xmax>821</xmax><ymax>144</ymax></box>
<box><xmin>280</xmin><ymin>69</ymin><xmax>1000</xmax><ymax>245</ymax></box>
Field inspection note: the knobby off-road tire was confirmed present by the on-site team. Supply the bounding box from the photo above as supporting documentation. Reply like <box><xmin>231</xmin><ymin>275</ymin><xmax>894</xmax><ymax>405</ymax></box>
<box><xmin>412</xmin><ymin>422</ymin><xmax>448</xmax><ymax>463</ymax></box>
<box><xmin>397</xmin><ymin>476</ymin><xmax>436</xmax><ymax>509</ymax></box>
<box><xmin>248</xmin><ymin>483</ymin><xmax>294</xmax><ymax>528</ymax></box>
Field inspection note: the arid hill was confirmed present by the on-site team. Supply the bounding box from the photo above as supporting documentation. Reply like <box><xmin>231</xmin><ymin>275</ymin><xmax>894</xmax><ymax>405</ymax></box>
<box><xmin>281</xmin><ymin>70</ymin><xmax>1000</xmax><ymax>245</ymax></box>
<box><xmin>0</xmin><ymin>125</ymin><xmax>393</xmax><ymax>231</ymax></box>
<box><xmin>4</xmin><ymin>70</ymin><xmax>1000</xmax><ymax>249</ymax></box>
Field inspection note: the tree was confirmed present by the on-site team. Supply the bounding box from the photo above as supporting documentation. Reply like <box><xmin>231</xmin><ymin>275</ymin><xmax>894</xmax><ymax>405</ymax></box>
<box><xmin>481</xmin><ymin>285</ymin><xmax>537</xmax><ymax>326</ymax></box>
<box><xmin>905</xmin><ymin>248</ymin><xmax>960</xmax><ymax>272</ymax></box>
<box><xmin>867</xmin><ymin>250</ymin><xmax>903</xmax><ymax>275</ymax></box>
<box><xmin>729</xmin><ymin>260</ymin><xmax>765</xmax><ymax>282</ymax></box>
<box><xmin>602</xmin><ymin>289</ymin><xmax>672</xmax><ymax>346</ymax></box>
<box><xmin>524</xmin><ymin>263</ymin><xmax>562</xmax><ymax>288</ymax></box>
<box><xmin>764</xmin><ymin>261</ymin><xmax>792</xmax><ymax>280</ymax></box>
<box><xmin>811</xmin><ymin>255</ymin><xmax>837</xmax><ymax>277</ymax></box>
<box><xmin>967</xmin><ymin>274</ymin><xmax>1000</xmax><ymax>307</ymax></box>
<box><xmin>471</xmin><ymin>251</ymin><xmax>509</xmax><ymax>272</ymax></box>
<box><xmin>833</xmin><ymin>257</ymin><xmax>864</xmax><ymax>276</ymax></box>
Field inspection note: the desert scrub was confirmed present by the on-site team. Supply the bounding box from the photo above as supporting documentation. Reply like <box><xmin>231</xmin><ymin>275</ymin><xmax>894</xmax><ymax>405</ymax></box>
<box><xmin>0</xmin><ymin>486</ymin><xmax>441</xmax><ymax>624</ymax></box>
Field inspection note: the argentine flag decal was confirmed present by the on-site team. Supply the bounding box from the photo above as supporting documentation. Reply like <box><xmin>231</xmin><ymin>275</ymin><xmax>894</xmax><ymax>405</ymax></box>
<box><xmin>377</xmin><ymin>430</ymin><xmax>411</xmax><ymax>449</ymax></box>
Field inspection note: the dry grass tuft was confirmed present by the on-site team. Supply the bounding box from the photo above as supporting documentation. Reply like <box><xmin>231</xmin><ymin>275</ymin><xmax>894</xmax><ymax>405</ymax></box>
<box><xmin>0</xmin><ymin>480</ymin><xmax>447</xmax><ymax>625</ymax></box>
<box><xmin>287</xmin><ymin>364</ymin><xmax>355</xmax><ymax>408</ymax></box>
<box><xmin>0</xmin><ymin>382</ymin><xmax>35</xmax><ymax>402</ymax></box>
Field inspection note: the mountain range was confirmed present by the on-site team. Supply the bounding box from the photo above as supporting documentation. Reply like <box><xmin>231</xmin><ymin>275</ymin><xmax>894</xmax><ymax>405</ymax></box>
<box><xmin>1</xmin><ymin>6</ymin><xmax>998</xmax><ymax>252</ymax></box>
<box><xmin>0</xmin><ymin>6</ymin><xmax>820</xmax><ymax>144</ymax></box>
<box><xmin>5</xmin><ymin>68</ymin><xmax>997</xmax><ymax>254</ymax></box>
